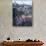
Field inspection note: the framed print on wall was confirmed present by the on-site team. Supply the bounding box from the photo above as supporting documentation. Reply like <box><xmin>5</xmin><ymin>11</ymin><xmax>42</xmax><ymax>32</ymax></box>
<box><xmin>12</xmin><ymin>0</ymin><xmax>33</xmax><ymax>26</ymax></box>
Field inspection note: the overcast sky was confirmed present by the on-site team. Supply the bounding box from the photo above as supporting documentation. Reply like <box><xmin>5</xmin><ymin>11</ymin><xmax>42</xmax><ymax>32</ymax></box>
<box><xmin>12</xmin><ymin>0</ymin><xmax>32</xmax><ymax>5</ymax></box>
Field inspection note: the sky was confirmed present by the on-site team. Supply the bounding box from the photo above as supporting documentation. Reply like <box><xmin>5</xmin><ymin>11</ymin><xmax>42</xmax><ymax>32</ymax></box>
<box><xmin>12</xmin><ymin>0</ymin><xmax>32</xmax><ymax>5</ymax></box>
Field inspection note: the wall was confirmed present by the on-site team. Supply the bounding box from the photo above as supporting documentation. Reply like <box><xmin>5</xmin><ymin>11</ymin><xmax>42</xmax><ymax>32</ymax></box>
<box><xmin>0</xmin><ymin>0</ymin><xmax>46</xmax><ymax>46</ymax></box>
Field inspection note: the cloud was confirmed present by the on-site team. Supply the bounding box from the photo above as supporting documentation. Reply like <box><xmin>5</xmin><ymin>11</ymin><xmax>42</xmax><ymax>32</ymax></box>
<box><xmin>12</xmin><ymin>0</ymin><xmax>32</xmax><ymax>5</ymax></box>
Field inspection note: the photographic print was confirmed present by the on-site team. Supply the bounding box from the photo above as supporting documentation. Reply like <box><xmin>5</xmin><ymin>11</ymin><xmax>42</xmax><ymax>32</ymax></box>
<box><xmin>12</xmin><ymin>0</ymin><xmax>32</xmax><ymax>26</ymax></box>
